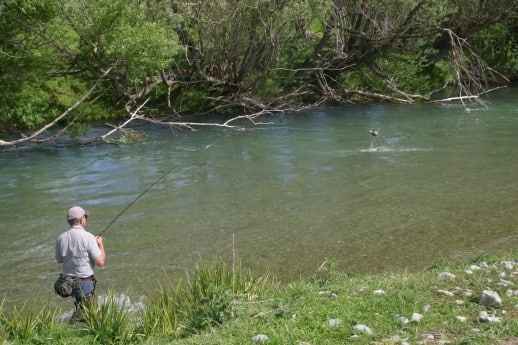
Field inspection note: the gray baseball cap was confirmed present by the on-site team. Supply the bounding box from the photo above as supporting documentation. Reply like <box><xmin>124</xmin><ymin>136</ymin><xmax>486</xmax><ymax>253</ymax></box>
<box><xmin>67</xmin><ymin>206</ymin><xmax>88</xmax><ymax>222</ymax></box>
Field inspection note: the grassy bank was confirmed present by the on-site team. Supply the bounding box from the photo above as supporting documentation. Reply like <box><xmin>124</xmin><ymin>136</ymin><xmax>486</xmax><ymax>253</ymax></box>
<box><xmin>1</xmin><ymin>252</ymin><xmax>517</xmax><ymax>345</ymax></box>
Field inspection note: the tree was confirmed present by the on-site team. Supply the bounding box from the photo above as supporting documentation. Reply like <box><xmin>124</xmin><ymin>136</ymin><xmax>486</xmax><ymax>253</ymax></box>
<box><xmin>0</xmin><ymin>0</ymin><xmax>516</xmax><ymax>147</ymax></box>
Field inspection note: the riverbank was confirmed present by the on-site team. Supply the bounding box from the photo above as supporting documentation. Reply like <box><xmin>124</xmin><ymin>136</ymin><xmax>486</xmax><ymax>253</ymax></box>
<box><xmin>1</xmin><ymin>250</ymin><xmax>517</xmax><ymax>344</ymax></box>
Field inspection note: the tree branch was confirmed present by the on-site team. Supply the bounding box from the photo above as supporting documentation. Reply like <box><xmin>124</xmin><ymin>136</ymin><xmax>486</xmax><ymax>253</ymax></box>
<box><xmin>0</xmin><ymin>64</ymin><xmax>115</xmax><ymax>147</ymax></box>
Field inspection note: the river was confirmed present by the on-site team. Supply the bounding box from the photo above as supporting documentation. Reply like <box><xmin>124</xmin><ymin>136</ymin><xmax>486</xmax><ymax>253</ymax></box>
<box><xmin>1</xmin><ymin>87</ymin><xmax>517</xmax><ymax>307</ymax></box>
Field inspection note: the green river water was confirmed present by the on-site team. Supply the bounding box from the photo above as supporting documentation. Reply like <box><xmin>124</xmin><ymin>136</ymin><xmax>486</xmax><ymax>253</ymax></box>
<box><xmin>0</xmin><ymin>87</ymin><xmax>517</xmax><ymax>308</ymax></box>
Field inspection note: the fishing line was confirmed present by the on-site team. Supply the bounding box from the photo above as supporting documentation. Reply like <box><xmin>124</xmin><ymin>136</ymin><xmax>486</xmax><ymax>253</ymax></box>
<box><xmin>98</xmin><ymin>139</ymin><xmax>221</xmax><ymax>236</ymax></box>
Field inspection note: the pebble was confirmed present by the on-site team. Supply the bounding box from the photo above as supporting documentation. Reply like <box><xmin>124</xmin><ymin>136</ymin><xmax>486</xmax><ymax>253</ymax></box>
<box><xmin>456</xmin><ymin>316</ymin><xmax>467</xmax><ymax>322</ymax></box>
<box><xmin>437</xmin><ymin>289</ymin><xmax>454</xmax><ymax>297</ymax></box>
<box><xmin>501</xmin><ymin>261</ymin><xmax>514</xmax><ymax>270</ymax></box>
<box><xmin>373</xmin><ymin>289</ymin><xmax>385</xmax><ymax>295</ymax></box>
<box><xmin>478</xmin><ymin>290</ymin><xmax>502</xmax><ymax>308</ymax></box>
<box><xmin>353</xmin><ymin>324</ymin><xmax>373</xmax><ymax>335</ymax></box>
<box><xmin>411</xmin><ymin>313</ymin><xmax>423</xmax><ymax>323</ymax></box>
<box><xmin>497</xmin><ymin>278</ymin><xmax>513</xmax><ymax>287</ymax></box>
<box><xmin>398</xmin><ymin>316</ymin><xmax>409</xmax><ymax>324</ymax></box>
<box><xmin>478</xmin><ymin>311</ymin><xmax>502</xmax><ymax>323</ymax></box>
<box><xmin>252</xmin><ymin>334</ymin><xmax>270</xmax><ymax>343</ymax></box>
<box><xmin>438</xmin><ymin>272</ymin><xmax>456</xmax><ymax>280</ymax></box>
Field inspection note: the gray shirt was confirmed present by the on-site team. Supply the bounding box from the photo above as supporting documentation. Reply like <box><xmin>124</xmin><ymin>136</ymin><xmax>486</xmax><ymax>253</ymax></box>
<box><xmin>55</xmin><ymin>226</ymin><xmax>102</xmax><ymax>278</ymax></box>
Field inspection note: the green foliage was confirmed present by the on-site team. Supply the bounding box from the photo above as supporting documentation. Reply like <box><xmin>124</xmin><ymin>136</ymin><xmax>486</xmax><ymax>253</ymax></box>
<box><xmin>472</xmin><ymin>23</ymin><xmax>518</xmax><ymax>78</ymax></box>
<box><xmin>1</xmin><ymin>0</ymin><xmax>517</xmax><ymax>140</ymax></box>
<box><xmin>63</xmin><ymin>0</ymin><xmax>182</xmax><ymax>83</ymax></box>
<box><xmin>84</xmin><ymin>293</ymin><xmax>137</xmax><ymax>345</ymax></box>
<box><xmin>138</xmin><ymin>283</ymin><xmax>182</xmax><ymax>337</ymax></box>
<box><xmin>181</xmin><ymin>258</ymin><xmax>268</xmax><ymax>334</ymax></box>
<box><xmin>0</xmin><ymin>302</ymin><xmax>61</xmax><ymax>344</ymax></box>
<box><xmin>1</xmin><ymin>253</ymin><xmax>518</xmax><ymax>344</ymax></box>
<box><xmin>139</xmin><ymin>258</ymin><xmax>270</xmax><ymax>338</ymax></box>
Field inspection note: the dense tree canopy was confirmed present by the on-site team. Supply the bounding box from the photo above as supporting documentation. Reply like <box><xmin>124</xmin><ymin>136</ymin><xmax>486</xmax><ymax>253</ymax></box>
<box><xmin>0</xmin><ymin>0</ymin><xmax>517</xmax><ymax>145</ymax></box>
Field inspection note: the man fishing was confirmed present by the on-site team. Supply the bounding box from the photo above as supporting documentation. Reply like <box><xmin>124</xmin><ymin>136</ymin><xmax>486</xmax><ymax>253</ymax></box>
<box><xmin>55</xmin><ymin>206</ymin><xmax>106</xmax><ymax>323</ymax></box>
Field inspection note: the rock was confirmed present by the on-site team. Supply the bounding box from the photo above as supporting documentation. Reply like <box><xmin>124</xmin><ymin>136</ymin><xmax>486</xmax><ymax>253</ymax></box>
<box><xmin>411</xmin><ymin>313</ymin><xmax>423</xmax><ymax>323</ymax></box>
<box><xmin>353</xmin><ymin>324</ymin><xmax>373</xmax><ymax>335</ymax></box>
<box><xmin>437</xmin><ymin>289</ymin><xmax>455</xmax><ymax>297</ymax></box>
<box><xmin>373</xmin><ymin>289</ymin><xmax>385</xmax><ymax>295</ymax></box>
<box><xmin>497</xmin><ymin>278</ymin><xmax>513</xmax><ymax>287</ymax></box>
<box><xmin>455</xmin><ymin>300</ymin><xmax>464</xmax><ymax>305</ymax></box>
<box><xmin>456</xmin><ymin>316</ymin><xmax>467</xmax><ymax>322</ymax></box>
<box><xmin>423</xmin><ymin>304</ymin><xmax>431</xmax><ymax>312</ymax></box>
<box><xmin>397</xmin><ymin>316</ymin><xmax>409</xmax><ymax>324</ymax></box>
<box><xmin>478</xmin><ymin>290</ymin><xmax>502</xmax><ymax>308</ymax></box>
<box><xmin>478</xmin><ymin>311</ymin><xmax>502</xmax><ymax>323</ymax></box>
<box><xmin>438</xmin><ymin>272</ymin><xmax>456</xmax><ymax>280</ymax></box>
<box><xmin>469</xmin><ymin>264</ymin><xmax>482</xmax><ymax>271</ymax></box>
<box><xmin>501</xmin><ymin>261</ymin><xmax>514</xmax><ymax>270</ymax></box>
<box><xmin>252</xmin><ymin>334</ymin><xmax>270</xmax><ymax>343</ymax></box>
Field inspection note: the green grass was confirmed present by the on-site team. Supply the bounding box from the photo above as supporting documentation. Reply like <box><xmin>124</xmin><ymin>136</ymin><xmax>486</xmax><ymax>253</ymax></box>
<box><xmin>1</xmin><ymin>252</ymin><xmax>517</xmax><ymax>344</ymax></box>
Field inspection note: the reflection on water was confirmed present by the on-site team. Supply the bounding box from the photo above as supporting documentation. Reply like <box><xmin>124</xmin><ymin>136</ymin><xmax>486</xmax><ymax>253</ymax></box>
<box><xmin>1</xmin><ymin>88</ymin><xmax>517</xmax><ymax>307</ymax></box>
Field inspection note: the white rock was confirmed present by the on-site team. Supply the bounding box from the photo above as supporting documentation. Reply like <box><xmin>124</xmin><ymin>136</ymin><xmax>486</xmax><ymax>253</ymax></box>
<box><xmin>487</xmin><ymin>316</ymin><xmax>502</xmax><ymax>323</ymax></box>
<box><xmin>479</xmin><ymin>262</ymin><xmax>489</xmax><ymax>268</ymax></box>
<box><xmin>411</xmin><ymin>313</ymin><xmax>423</xmax><ymax>323</ymax></box>
<box><xmin>464</xmin><ymin>289</ymin><xmax>473</xmax><ymax>297</ymax></box>
<box><xmin>465</xmin><ymin>270</ymin><xmax>473</xmax><ymax>275</ymax></box>
<box><xmin>455</xmin><ymin>300</ymin><xmax>464</xmax><ymax>305</ymax></box>
<box><xmin>469</xmin><ymin>265</ymin><xmax>481</xmax><ymax>271</ymax></box>
<box><xmin>398</xmin><ymin>316</ymin><xmax>409</xmax><ymax>324</ymax></box>
<box><xmin>353</xmin><ymin>324</ymin><xmax>373</xmax><ymax>335</ymax></box>
<box><xmin>373</xmin><ymin>289</ymin><xmax>385</xmax><ymax>295</ymax></box>
<box><xmin>478</xmin><ymin>290</ymin><xmax>502</xmax><ymax>308</ymax></box>
<box><xmin>438</xmin><ymin>272</ymin><xmax>456</xmax><ymax>280</ymax></box>
<box><xmin>456</xmin><ymin>316</ymin><xmax>467</xmax><ymax>322</ymax></box>
<box><xmin>437</xmin><ymin>289</ymin><xmax>454</xmax><ymax>297</ymax></box>
<box><xmin>423</xmin><ymin>304</ymin><xmax>431</xmax><ymax>312</ymax></box>
<box><xmin>478</xmin><ymin>311</ymin><xmax>502</xmax><ymax>323</ymax></box>
<box><xmin>501</xmin><ymin>261</ymin><xmax>514</xmax><ymax>270</ymax></box>
<box><xmin>328</xmin><ymin>318</ymin><xmax>342</xmax><ymax>327</ymax></box>
<box><xmin>252</xmin><ymin>334</ymin><xmax>270</xmax><ymax>343</ymax></box>
<box><xmin>498</xmin><ymin>279</ymin><xmax>513</xmax><ymax>287</ymax></box>
<box><xmin>317</xmin><ymin>291</ymin><xmax>337</xmax><ymax>298</ymax></box>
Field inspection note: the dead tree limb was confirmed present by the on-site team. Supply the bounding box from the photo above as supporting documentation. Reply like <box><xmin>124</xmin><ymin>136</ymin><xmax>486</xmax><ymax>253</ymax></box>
<box><xmin>443</xmin><ymin>28</ymin><xmax>509</xmax><ymax>107</ymax></box>
<box><xmin>0</xmin><ymin>65</ymin><xmax>115</xmax><ymax>147</ymax></box>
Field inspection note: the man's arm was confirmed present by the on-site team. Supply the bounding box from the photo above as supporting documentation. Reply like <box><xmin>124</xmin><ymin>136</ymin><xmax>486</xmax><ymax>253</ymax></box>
<box><xmin>93</xmin><ymin>236</ymin><xmax>106</xmax><ymax>267</ymax></box>
<box><xmin>55</xmin><ymin>239</ymin><xmax>64</xmax><ymax>263</ymax></box>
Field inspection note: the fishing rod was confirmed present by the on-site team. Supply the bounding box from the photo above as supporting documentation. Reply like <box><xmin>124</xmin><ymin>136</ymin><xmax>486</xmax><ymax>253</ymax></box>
<box><xmin>97</xmin><ymin>140</ymin><xmax>220</xmax><ymax>237</ymax></box>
